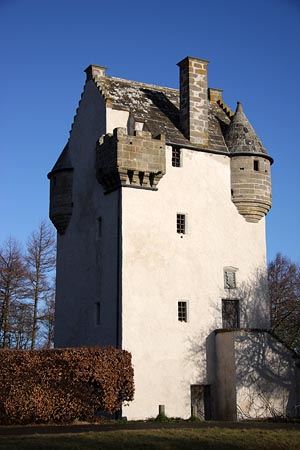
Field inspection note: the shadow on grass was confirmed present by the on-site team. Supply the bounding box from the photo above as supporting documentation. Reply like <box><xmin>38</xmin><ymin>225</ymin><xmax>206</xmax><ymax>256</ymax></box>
<box><xmin>1</xmin><ymin>428</ymin><xmax>300</xmax><ymax>450</ymax></box>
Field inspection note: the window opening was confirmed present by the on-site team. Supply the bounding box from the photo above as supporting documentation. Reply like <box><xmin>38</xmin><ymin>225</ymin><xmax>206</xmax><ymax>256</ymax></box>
<box><xmin>97</xmin><ymin>217</ymin><xmax>102</xmax><ymax>238</ymax></box>
<box><xmin>191</xmin><ymin>385</ymin><xmax>211</xmax><ymax>420</ymax></box>
<box><xmin>222</xmin><ymin>299</ymin><xmax>240</xmax><ymax>329</ymax></box>
<box><xmin>95</xmin><ymin>302</ymin><xmax>100</xmax><ymax>326</ymax></box>
<box><xmin>127</xmin><ymin>170</ymin><xmax>134</xmax><ymax>184</ymax></box>
<box><xmin>172</xmin><ymin>148</ymin><xmax>181</xmax><ymax>167</ymax></box>
<box><xmin>224</xmin><ymin>270</ymin><xmax>236</xmax><ymax>289</ymax></box>
<box><xmin>254</xmin><ymin>160</ymin><xmax>259</xmax><ymax>171</ymax></box>
<box><xmin>177</xmin><ymin>214</ymin><xmax>186</xmax><ymax>234</ymax></box>
<box><xmin>178</xmin><ymin>301</ymin><xmax>188</xmax><ymax>322</ymax></box>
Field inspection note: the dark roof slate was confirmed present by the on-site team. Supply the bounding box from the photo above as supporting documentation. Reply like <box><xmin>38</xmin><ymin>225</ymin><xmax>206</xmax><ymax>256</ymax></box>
<box><xmin>225</xmin><ymin>102</ymin><xmax>268</xmax><ymax>156</ymax></box>
<box><xmin>49</xmin><ymin>143</ymin><xmax>73</xmax><ymax>175</ymax></box>
<box><xmin>96</xmin><ymin>76</ymin><xmax>231</xmax><ymax>152</ymax></box>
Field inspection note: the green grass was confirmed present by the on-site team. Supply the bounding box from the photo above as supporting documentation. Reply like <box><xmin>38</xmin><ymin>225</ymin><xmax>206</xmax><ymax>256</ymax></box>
<box><xmin>0</xmin><ymin>427</ymin><xmax>300</xmax><ymax>450</ymax></box>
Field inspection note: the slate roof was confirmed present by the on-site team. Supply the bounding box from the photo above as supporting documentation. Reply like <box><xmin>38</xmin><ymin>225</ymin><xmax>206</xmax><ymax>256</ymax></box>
<box><xmin>225</xmin><ymin>102</ymin><xmax>269</xmax><ymax>157</ymax></box>
<box><xmin>48</xmin><ymin>143</ymin><xmax>73</xmax><ymax>177</ymax></box>
<box><xmin>94</xmin><ymin>76</ymin><xmax>232</xmax><ymax>153</ymax></box>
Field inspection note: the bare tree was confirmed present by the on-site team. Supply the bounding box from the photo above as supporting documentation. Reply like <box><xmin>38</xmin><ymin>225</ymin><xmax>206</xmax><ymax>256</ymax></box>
<box><xmin>25</xmin><ymin>220</ymin><xmax>56</xmax><ymax>349</ymax></box>
<box><xmin>9</xmin><ymin>301</ymin><xmax>33</xmax><ymax>349</ymax></box>
<box><xmin>39</xmin><ymin>291</ymin><xmax>55</xmax><ymax>349</ymax></box>
<box><xmin>0</xmin><ymin>237</ymin><xmax>27</xmax><ymax>348</ymax></box>
<box><xmin>268</xmin><ymin>253</ymin><xmax>300</xmax><ymax>354</ymax></box>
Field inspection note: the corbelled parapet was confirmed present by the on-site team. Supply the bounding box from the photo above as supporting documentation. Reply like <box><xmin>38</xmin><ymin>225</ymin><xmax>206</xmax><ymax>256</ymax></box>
<box><xmin>230</xmin><ymin>155</ymin><xmax>272</xmax><ymax>222</ymax></box>
<box><xmin>47</xmin><ymin>143</ymin><xmax>74</xmax><ymax>234</ymax></box>
<box><xmin>95</xmin><ymin>128</ymin><xmax>166</xmax><ymax>193</ymax></box>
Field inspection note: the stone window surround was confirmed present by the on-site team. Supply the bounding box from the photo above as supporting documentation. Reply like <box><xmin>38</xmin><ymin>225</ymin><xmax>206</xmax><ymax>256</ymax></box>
<box><xmin>223</xmin><ymin>267</ymin><xmax>238</xmax><ymax>289</ymax></box>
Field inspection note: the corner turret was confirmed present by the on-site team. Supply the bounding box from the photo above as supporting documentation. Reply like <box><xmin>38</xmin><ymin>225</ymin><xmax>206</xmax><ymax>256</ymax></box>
<box><xmin>47</xmin><ymin>143</ymin><xmax>74</xmax><ymax>234</ymax></box>
<box><xmin>227</xmin><ymin>102</ymin><xmax>272</xmax><ymax>223</ymax></box>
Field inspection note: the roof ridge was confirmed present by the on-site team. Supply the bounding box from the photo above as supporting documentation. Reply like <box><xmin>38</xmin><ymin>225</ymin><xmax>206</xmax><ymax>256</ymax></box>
<box><xmin>101</xmin><ymin>75</ymin><xmax>179</xmax><ymax>94</ymax></box>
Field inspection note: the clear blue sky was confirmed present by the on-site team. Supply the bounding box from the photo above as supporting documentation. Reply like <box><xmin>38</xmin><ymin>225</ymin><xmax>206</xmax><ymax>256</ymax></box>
<box><xmin>1</xmin><ymin>0</ymin><xmax>299</xmax><ymax>263</ymax></box>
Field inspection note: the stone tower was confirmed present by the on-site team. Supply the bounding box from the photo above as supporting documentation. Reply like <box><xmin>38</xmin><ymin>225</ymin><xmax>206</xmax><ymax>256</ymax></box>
<box><xmin>226</xmin><ymin>102</ymin><xmax>272</xmax><ymax>223</ymax></box>
<box><xmin>48</xmin><ymin>57</ymin><xmax>300</xmax><ymax>423</ymax></box>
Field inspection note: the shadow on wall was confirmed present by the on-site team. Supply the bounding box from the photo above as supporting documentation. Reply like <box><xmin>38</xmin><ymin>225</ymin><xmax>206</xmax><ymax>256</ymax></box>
<box><xmin>222</xmin><ymin>267</ymin><xmax>270</xmax><ymax>329</ymax></box>
<box><xmin>187</xmin><ymin>267</ymin><xmax>270</xmax><ymax>377</ymax></box>
<box><xmin>234</xmin><ymin>329</ymin><xmax>300</xmax><ymax>419</ymax></box>
<box><xmin>188</xmin><ymin>268</ymin><xmax>300</xmax><ymax>420</ymax></box>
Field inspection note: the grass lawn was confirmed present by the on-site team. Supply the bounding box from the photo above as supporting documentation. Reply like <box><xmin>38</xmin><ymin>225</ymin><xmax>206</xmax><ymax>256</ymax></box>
<box><xmin>0</xmin><ymin>427</ymin><xmax>299</xmax><ymax>450</ymax></box>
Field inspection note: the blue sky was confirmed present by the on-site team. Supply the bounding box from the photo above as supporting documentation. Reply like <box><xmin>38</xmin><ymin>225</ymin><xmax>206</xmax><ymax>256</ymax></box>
<box><xmin>1</xmin><ymin>0</ymin><xmax>299</xmax><ymax>263</ymax></box>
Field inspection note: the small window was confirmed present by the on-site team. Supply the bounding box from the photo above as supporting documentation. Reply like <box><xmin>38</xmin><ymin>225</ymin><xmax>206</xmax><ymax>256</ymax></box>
<box><xmin>222</xmin><ymin>299</ymin><xmax>240</xmax><ymax>329</ymax></box>
<box><xmin>254</xmin><ymin>160</ymin><xmax>259</xmax><ymax>171</ymax></box>
<box><xmin>224</xmin><ymin>270</ymin><xmax>236</xmax><ymax>289</ymax></box>
<box><xmin>95</xmin><ymin>302</ymin><xmax>100</xmax><ymax>326</ymax></box>
<box><xmin>178</xmin><ymin>301</ymin><xmax>188</xmax><ymax>322</ymax></box>
<box><xmin>97</xmin><ymin>217</ymin><xmax>102</xmax><ymax>238</ymax></box>
<box><xmin>177</xmin><ymin>214</ymin><xmax>186</xmax><ymax>234</ymax></box>
<box><xmin>172</xmin><ymin>148</ymin><xmax>181</xmax><ymax>167</ymax></box>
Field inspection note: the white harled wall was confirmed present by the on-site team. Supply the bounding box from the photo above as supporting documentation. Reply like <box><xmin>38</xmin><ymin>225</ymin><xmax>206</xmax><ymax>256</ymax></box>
<box><xmin>55</xmin><ymin>100</ymin><xmax>269</xmax><ymax>420</ymax></box>
<box><xmin>121</xmin><ymin>145</ymin><xmax>268</xmax><ymax>420</ymax></box>
<box><xmin>55</xmin><ymin>83</ymin><xmax>120</xmax><ymax>348</ymax></box>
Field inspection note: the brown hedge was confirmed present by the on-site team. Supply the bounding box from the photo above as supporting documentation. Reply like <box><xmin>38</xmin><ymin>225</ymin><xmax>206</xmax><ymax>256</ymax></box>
<box><xmin>0</xmin><ymin>347</ymin><xmax>134</xmax><ymax>424</ymax></box>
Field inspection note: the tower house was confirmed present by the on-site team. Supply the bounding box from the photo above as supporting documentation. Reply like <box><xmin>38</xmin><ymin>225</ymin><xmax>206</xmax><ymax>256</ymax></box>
<box><xmin>48</xmin><ymin>57</ymin><xmax>300</xmax><ymax>421</ymax></box>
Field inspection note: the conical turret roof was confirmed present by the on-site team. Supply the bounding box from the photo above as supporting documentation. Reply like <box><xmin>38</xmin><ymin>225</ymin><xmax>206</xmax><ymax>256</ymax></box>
<box><xmin>225</xmin><ymin>102</ymin><xmax>270</xmax><ymax>157</ymax></box>
<box><xmin>48</xmin><ymin>142</ymin><xmax>73</xmax><ymax>178</ymax></box>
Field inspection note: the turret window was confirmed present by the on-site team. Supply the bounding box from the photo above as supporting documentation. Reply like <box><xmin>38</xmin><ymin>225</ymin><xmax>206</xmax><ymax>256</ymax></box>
<box><xmin>254</xmin><ymin>160</ymin><xmax>259</xmax><ymax>171</ymax></box>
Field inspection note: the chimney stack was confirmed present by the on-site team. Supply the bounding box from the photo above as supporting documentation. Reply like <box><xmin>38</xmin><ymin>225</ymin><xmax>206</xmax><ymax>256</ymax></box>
<box><xmin>177</xmin><ymin>57</ymin><xmax>209</xmax><ymax>147</ymax></box>
<box><xmin>84</xmin><ymin>64</ymin><xmax>107</xmax><ymax>81</ymax></box>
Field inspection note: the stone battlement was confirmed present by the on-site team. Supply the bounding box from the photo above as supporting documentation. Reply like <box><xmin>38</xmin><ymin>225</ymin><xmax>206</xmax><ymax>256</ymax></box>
<box><xmin>96</xmin><ymin>128</ymin><xmax>166</xmax><ymax>192</ymax></box>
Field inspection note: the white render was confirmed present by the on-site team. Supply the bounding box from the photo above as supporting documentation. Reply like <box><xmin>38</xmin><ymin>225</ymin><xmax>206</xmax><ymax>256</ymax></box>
<box><xmin>49</xmin><ymin>58</ymin><xmax>300</xmax><ymax>421</ymax></box>
<box><xmin>121</xmin><ymin>146</ymin><xmax>267</xmax><ymax>419</ymax></box>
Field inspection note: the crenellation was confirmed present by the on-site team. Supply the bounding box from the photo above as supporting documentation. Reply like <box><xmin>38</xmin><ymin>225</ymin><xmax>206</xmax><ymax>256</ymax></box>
<box><xmin>96</xmin><ymin>127</ymin><xmax>166</xmax><ymax>192</ymax></box>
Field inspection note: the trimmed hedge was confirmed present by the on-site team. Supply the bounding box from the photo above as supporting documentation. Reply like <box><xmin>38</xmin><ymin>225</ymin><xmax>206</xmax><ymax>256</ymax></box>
<box><xmin>0</xmin><ymin>347</ymin><xmax>134</xmax><ymax>424</ymax></box>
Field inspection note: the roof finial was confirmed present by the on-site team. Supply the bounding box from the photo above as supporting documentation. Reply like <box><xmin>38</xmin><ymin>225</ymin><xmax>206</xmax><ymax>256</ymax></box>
<box><xmin>236</xmin><ymin>101</ymin><xmax>243</xmax><ymax>114</ymax></box>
